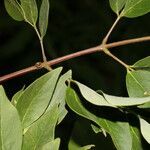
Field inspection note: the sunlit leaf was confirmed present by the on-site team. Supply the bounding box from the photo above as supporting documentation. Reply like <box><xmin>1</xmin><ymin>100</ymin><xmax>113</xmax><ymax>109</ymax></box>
<box><xmin>39</xmin><ymin>0</ymin><xmax>50</xmax><ymax>38</ymax></box>
<box><xmin>73</xmin><ymin>80</ymin><xmax>150</xmax><ymax>107</ymax></box>
<box><xmin>70</xmin><ymin>81</ymin><xmax>114</xmax><ymax>107</ymax></box>
<box><xmin>101</xmin><ymin>91</ymin><xmax>150</xmax><ymax>106</ymax></box>
<box><xmin>109</xmin><ymin>0</ymin><xmax>126</xmax><ymax>15</ymax></box>
<box><xmin>22</xmin><ymin>105</ymin><xmax>59</xmax><ymax>150</ymax></box>
<box><xmin>121</xmin><ymin>0</ymin><xmax>150</xmax><ymax>18</ymax></box>
<box><xmin>20</xmin><ymin>0</ymin><xmax>38</xmax><ymax>25</ymax></box>
<box><xmin>66</xmin><ymin>87</ymin><xmax>132</xmax><ymax>150</ymax></box>
<box><xmin>0</xmin><ymin>86</ymin><xmax>22</xmax><ymax>150</ymax></box>
<box><xmin>4</xmin><ymin>0</ymin><xmax>24</xmax><ymax>21</ymax></box>
<box><xmin>139</xmin><ymin>117</ymin><xmax>150</xmax><ymax>144</ymax></box>
<box><xmin>16</xmin><ymin>67</ymin><xmax>62</xmax><ymax>129</ymax></box>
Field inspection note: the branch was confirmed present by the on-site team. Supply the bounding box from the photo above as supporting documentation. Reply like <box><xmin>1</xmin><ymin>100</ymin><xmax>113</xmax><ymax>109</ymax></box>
<box><xmin>0</xmin><ymin>36</ymin><xmax>150</xmax><ymax>83</ymax></box>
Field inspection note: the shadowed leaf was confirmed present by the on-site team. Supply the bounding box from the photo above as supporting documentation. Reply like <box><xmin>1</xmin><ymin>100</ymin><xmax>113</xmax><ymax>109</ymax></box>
<box><xmin>66</xmin><ymin>87</ymin><xmax>132</xmax><ymax>150</ymax></box>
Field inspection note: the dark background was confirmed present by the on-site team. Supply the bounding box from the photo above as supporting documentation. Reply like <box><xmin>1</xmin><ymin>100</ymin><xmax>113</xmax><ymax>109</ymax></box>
<box><xmin>0</xmin><ymin>0</ymin><xmax>150</xmax><ymax>149</ymax></box>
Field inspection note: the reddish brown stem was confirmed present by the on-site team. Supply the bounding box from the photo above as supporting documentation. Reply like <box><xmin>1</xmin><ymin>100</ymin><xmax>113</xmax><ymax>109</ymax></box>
<box><xmin>0</xmin><ymin>36</ymin><xmax>150</xmax><ymax>84</ymax></box>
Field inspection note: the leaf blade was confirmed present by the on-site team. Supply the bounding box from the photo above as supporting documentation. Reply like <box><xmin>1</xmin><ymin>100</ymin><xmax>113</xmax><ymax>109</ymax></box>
<box><xmin>139</xmin><ymin>117</ymin><xmax>150</xmax><ymax>144</ymax></box>
<box><xmin>121</xmin><ymin>0</ymin><xmax>150</xmax><ymax>18</ymax></box>
<box><xmin>130</xmin><ymin>126</ymin><xmax>143</xmax><ymax>150</ymax></box>
<box><xmin>22</xmin><ymin>105</ymin><xmax>59</xmax><ymax>150</ymax></box>
<box><xmin>39</xmin><ymin>0</ymin><xmax>50</xmax><ymax>38</ymax></box>
<box><xmin>42</xmin><ymin>138</ymin><xmax>60</xmax><ymax>150</ymax></box>
<box><xmin>133</xmin><ymin>56</ymin><xmax>150</xmax><ymax>71</ymax></box>
<box><xmin>4</xmin><ymin>0</ymin><xmax>24</xmax><ymax>21</ymax></box>
<box><xmin>11</xmin><ymin>86</ymin><xmax>24</xmax><ymax>106</ymax></box>
<box><xmin>47</xmin><ymin>70</ymin><xmax>72</xmax><ymax>123</ymax></box>
<box><xmin>16</xmin><ymin>67</ymin><xmax>62</xmax><ymax>129</ymax></box>
<box><xmin>73</xmin><ymin>80</ymin><xmax>150</xmax><ymax>107</ymax></box>
<box><xmin>66</xmin><ymin>87</ymin><xmax>132</xmax><ymax>150</ymax></box>
<box><xmin>126</xmin><ymin>70</ymin><xmax>150</xmax><ymax>97</ymax></box>
<box><xmin>102</xmin><ymin>92</ymin><xmax>150</xmax><ymax>106</ymax></box>
<box><xmin>0</xmin><ymin>86</ymin><xmax>22</xmax><ymax>150</ymax></box>
<box><xmin>20</xmin><ymin>0</ymin><xmax>38</xmax><ymax>25</ymax></box>
<box><xmin>71</xmin><ymin>81</ymin><xmax>114</xmax><ymax>107</ymax></box>
<box><xmin>109</xmin><ymin>0</ymin><xmax>126</xmax><ymax>15</ymax></box>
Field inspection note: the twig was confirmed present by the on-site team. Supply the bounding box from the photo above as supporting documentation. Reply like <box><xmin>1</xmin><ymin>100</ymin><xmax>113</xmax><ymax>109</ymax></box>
<box><xmin>102</xmin><ymin>16</ymin><xmax>121</xmax><ymax>44</ymax></box>
<box><xmin>0</xmin><ymin>36</ymin><xmax>150</xmax><ymax>83</ymax></box>
<box><xmin>34</xmin><ymin>26</ymin><xmax>47</xmax><ymax>62</ymax></box>
<box><xmin>103</xmin><ymin>48</ymin><xmax>130</xmax><ymax>69</ymax></box>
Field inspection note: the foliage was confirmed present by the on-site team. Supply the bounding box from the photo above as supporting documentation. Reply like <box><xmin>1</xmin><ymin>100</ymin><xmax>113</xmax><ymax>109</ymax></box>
<box><xmin>1</xmin><ymin>0</ymin><xmax>150</xmax><ymax>149</ymax></box>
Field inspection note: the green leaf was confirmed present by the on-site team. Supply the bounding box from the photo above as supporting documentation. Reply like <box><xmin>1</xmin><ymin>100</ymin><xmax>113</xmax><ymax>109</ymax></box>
<box><xmin>99</xmin><ymin>120</ymin><xmax>132</xmax><ymax>150</ymax></box>
<box><xmin>71</xmin><ymin>81</ymin><xmax>114</xmax><ymax>107</ymax></box>
<box><xmin>16</xmin><ymin>67</ymin><xmax>62</xmax><ymax>129</ymax></box>
<box><xmin>139</xmin><ymin>117</ymin><xmax>150</xmax><ymax>144</ymax></box>
<box><xmin>20</xmin><ymin>0</ymin><xmax>38</xmax><ymax>25</ymax></box>
<box><xmin>66</xmin><ymin>87</ymin><xmax>103</xmax><ymax>125</ymax></box>
<box><xmin>66</xmin><ymin>87</ymin><xmax>132</xmax><ymax>150</ymax></box>
<box><xmin>69</xmin><ymin>140</ymin><xmax>94</xmax><ymax>150</ymax></box>
<box><xmin>22</xmin><ymin>105</ymin><xmax>59</xmax><ymax>150</ymax></box>
<box><xmin>128</xmin><ymin>115</ymin><xmax>143</xmax><ymax>150</ymax></box>
<box><xmin>4</xmin><ymin>0</ymin><xmax>24</xmax><ymax>21</ymax></box>
<box><xmin>126</xmin><ymin>70</ymin><xmax>150</xmax><ymax>97</ymax></box>
<box><xmin>73</xmin><ymin>80</ymin><xmax>150</xmax><ymax>107</ymax></box>
<box><xmin>121</xmin><ymin>0</ymin><xmax>150</xmax><ymax>18</ymax></box>
<box><xmin>109</xmin><ymin>0</ymin><xmax>126</xmax><ymax>15</ymax></box>
<box><xmin>0</xmin><ymin>86</ymin><xmax>22</xmax><ymax>150</ymax></box>
<box><xmin>101</xmin><ymin>92</ymin><xmax>150</xmax><ymax>107</ymax></box>
<box><xmin>39</xmin><ymin>0</ymin><xmax>50</xmax><ymax>38</ymax></box>
<box><xmin>47</xmin><ymin>70</ymin><xmax>72</xmax><ymax>123</ymax></box>
<box><xmin>79</xmin><ymin>145</ymin><xmax>95</xmax><ymax>150</ymax></box>
<box><xmin>11</xmin><ymin>86</ymin><xmax>24</xmax><ymax>106</ymax></box>
<box><xmin>130</xmin><ymin>126</ymin><xmax>143</xmax><ymax>150</ymax></box>
<box><xmin>126</xmin><ymin>56</ymin><xmax>150</xmax><ymax>97</ymax></box>
<box><xmin>138</xmin><ymin>101</ymin><xmax>150</xmax><ymax>108</ymax></box>
<box><xmin>133</xmin><ymin>56</ymin><xmax>150</xmax><ymax>71</ymax></box>
<box><xmin>41</xmin><ymin>138</ymin><xmax>60</xmax><ymax>150</ymax></box>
